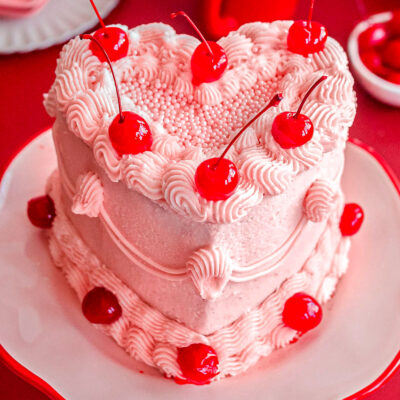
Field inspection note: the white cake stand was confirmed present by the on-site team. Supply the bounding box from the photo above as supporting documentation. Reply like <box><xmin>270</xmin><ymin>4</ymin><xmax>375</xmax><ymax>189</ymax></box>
<box><xmin>0</xmin><ymin>130</ymin><xmax>399</xmax><ymax>400</ymax></box>
<box><xmin>0</xmin><ymin>0</ymin><xmax>119</xmax><ymax>54</ymax></box>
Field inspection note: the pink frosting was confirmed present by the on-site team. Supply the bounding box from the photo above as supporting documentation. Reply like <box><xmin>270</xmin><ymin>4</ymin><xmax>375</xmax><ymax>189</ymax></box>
<box><xmin>46</xmin><ymin>170</ymin><xmax>350</xmax><ymax>380</ymax></box>
<box><xmin>303</xmin><ymin>179</ymin><xmax>336</xmax><ymax>222</ymax></box>
<box><xmin>57</xmin><ymin>154</ymin><xmax>343</xmax><ymax>291</ymax></box>
<box><xmin>44</xmin><ymin>21</ymin><xmax>356</xmax><ymax>223</ymax></box>
<box><xmin>72</xmin><ymin>171</ymin><xmax>104</xmax><ymax>218</ymax></box>
<box><xmin>186</xmin><ymin>247</ymin><xmax>233</xmax><ymax>300</ymax></box>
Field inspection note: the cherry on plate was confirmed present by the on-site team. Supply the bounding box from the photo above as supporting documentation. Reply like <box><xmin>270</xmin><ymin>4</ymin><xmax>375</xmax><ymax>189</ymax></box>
<box><xmin>340</xmin><ymin>203</ymin><xmax>364</xmax><ymax>236</ymax></box>
<box><xmin>27</xmin><ymin>195</ymin><xmax>56</xmax><ymax>229</ymax></box>
<box><xmin>282</xmin><ymin>292</ymin><xmax>323</xmax><ymax>333</ymax></box>
<box><xmin>177</xmin><ymin>343</ymin><xmax>219</xmax><ymax>385</ymax></box>
<box><xmin>82</xmin><ymin>287</ymin><xmax>122</xmax><ymax>324</ymax></box>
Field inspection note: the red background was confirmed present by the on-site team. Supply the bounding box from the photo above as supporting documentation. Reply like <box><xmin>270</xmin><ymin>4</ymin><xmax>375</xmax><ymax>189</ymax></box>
<box><xmin>0</xmin><ymin>0</ymin><xmax>399</xmax><ymax>398</ymax></box>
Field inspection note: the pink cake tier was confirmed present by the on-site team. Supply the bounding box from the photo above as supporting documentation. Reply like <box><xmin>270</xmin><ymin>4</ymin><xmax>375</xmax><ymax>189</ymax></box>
<box><xmin>43</xmin><ymin>20</ymin><xmax>356</xmax><ymax>380</ymax></box>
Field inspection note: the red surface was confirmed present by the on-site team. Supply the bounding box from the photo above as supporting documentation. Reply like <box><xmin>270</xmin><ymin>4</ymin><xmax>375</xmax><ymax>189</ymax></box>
<box><xmin>0</xmin><ymin>0</ymin><xmax>400</xmax><ymax>399</ymax></box>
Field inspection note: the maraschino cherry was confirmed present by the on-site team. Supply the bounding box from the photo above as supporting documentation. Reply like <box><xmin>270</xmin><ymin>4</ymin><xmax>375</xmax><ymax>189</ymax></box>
<box><xmin>27</xmin><ymin>195</ymin><xmax>56</xmax><ymax>229</ymax></box>
<box><xmin>195</xmin><ymin>93</ymin><xmax>283</xmax><ymax>201</ymax></box>
<box><xmin>381</xmin><ymin>39</ymin><xmax>400</xmax><ymax>70</ymax></box>
<box><xmin>358</xmin><ymin>23</ymin><xmax>388</xmax><ymax>52</ymax></box>
<box><xmin>81</xmin><ymin>34</ymin><xmax>152</xmax><ymax>157</ymax></box>
<box><xmin>272</xmin><ymin>75</ymin><xmax>327</xmax><ymax>149</ymax></box>
<box><xmin>88</xmin><ymin>0</ymin><xmax>128</xmax><ymax>62</ymax></box>
<box><xmin>339</xmin><ymin>203</ymin><xmax>364</xmax><ymax>236</ymax></box>
<box><xmin>386</xmin><ymin>71</ymin><xmax>400</xmax><ymax>84</ymax></box>
<box><xmin>360</xmin><ymin>50</ymin><xmax>386</xmax><ymax>75</ymax></box>
<box><xmin>82</xmin><ymin>287</ymin><xmax>122</xmax><ymax>324</ymax></box>
<box><xmin>177</xmin><ymin>343</ymin><xmax>219</xmax><ymax>385</ymax></box>
<box><xmin>282</xmin><ymin>292</ymin><xmax>322</xmax><ymax>333</ymax></box>
<box><xmin>287</xmin><ymin>0</ymin><xmax>328</xmax><ymax>56</ymax></box>
<box><xmin>171</xmin><ymin>11</ymin><xmax>228</xmax><ymax>85</ymax></box>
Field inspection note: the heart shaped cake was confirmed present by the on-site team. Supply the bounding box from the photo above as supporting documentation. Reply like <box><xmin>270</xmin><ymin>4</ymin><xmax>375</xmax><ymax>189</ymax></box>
<box><xmin>37</xmin><ymin>15</ymin><xmax>361</xmax><ymax>384</ymax></box>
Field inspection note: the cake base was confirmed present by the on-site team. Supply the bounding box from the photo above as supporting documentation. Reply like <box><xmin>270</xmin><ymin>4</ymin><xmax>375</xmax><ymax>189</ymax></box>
<box><xmin>46</xmin><ymin>170</ymin><xmax>350</xmax><ymax>381</ymax></box>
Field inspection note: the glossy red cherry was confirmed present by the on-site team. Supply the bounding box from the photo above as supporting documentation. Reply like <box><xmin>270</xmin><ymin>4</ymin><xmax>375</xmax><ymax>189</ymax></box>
<box><xmin>195</xmin><ymin>94</ymin><xmax>283</xmax><ymax>201</ymax></box>
<box><xmin>191</xmin><ymin>41</ymin><xmax>228</xmax><ymax>84</ymax></box>
<box><xmin>177</xmin><ymin>343</ymin><xmax>219</xmax><ymax>385</ymax></box>
<box><xmin>282</xmin><ymin>292</ymin><xmax>322</xmax><ymax>333</ymax></box>
<box><xmin>81</xmin><ymin>35</ymin><xmax>153</xmax><ymax>157</ymax></box>
<box><xmin>27</xmin><ymin>195</ymin><xmax>55</xmax><ymax>229</ymax></box>
<box><xmin>272</xmin><ymin>76</ymin><xmax>326</xmax><ymax>149</ymax></box>
<box><xmin>88</xmin><ymin>0</ymin><xmax>128</xmax><ymax>62</ymax></box>
<box><xmin>340</xmin><ymin>203</ymin><xmax>364</xmax><ymax>236</ymax></box>
<box><xmin>109</xmin><ymin>111</ymin><xmax>153</xmax><ymax>156</ymax></box>
<box><xmin>381</xmin><ymin>39</ymin><xmax>400</xmax><ymax>70</ymax></box>
<box><xmin>171</xmin><ymin>11</ymin><xmax>228</xmax><ymax>84</ymax></box>
<box><xmin>287</xmin><ymin>20</ymin><xmax>327</xmax><ymax>56</ymax></box>
<box><xmin>386</xmin><ymin>71</ymin><xmax>400</xmax><ymax>84</ymax></box>
<box><xmin>358</xmin><ymin>23</ymin><xmax>388</xmax><ymax>52</ymax></box>
<box><xmin>91</xmin><ymin>27</ymin><xmax>129</xmax><ymax>62</ymax></box>
<box><xmin>360</xmin><ymin>50</ymin><xmax>385</xmax><ymax>75</ymax></box>
<box><xmin>287</xmin><ymin>0</ymin><xmax>327</xmax><ymax>56</ymax></box>
<box><xmin>82</xmin><ymin>287</ymin><xmax>122</xmax><ymax>324</ymax></box>
<box><xmin>195</xmin><ymin>157</ymin><xmax>239</xmax><ymax>201</ymax></box>
<box><xmin>272</xmin><ymin>112</ymin><xmax>313</xmax><ymax>149</ymax></box>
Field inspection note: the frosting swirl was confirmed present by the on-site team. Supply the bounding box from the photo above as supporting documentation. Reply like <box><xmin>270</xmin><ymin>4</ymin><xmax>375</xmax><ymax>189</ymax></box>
<box><xmin>304</xmin><ymin>179</ymin><xmax>336</xmax><ymax>222</ymax></box>
<box><xmin>72</xmin><ymin>172</ymin><xmax>104</xmax><ymax>218</ymax></box>
<box><xmin>187</xmin><ymin>247</ymin><xmax>233</xmax><ymax>300</ymax></box>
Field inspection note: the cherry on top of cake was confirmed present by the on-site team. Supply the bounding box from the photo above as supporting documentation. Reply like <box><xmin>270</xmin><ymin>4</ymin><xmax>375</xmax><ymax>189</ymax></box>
<box><xmin>88</xmin><ymin>0</ymin><xmax>129</xmax><ymax>62</ymax></box>
<box><xmin>81</xmin><ymin>33</ymin><xmax>153</xmax><ymax>157</ymax></box>
<box><xmin>69</xmin><ymin>3</ymin><xmax>335</xmax><ymax>152</ymax></box>
<box><xmin>195</xmin><ymin>76</ymin><xmax>326</xmax><ymax>201</ymax></box>
<box><xmin>171</xmin><ymin>11</ymin><xmax>228</xmax><ymax>85</ymax></box>
<box><xmin>195</xmin><ymin>93</ymin><xmax>283</xmax><ymax>201</ymax></box>
<box><xmin>287</xmin><ymin>0</ymin><xmax>328</xmax><ymax>56</ymax></box>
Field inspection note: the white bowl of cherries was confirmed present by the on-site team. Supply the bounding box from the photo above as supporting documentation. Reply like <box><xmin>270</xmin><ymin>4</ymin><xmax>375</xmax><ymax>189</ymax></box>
<box><xmin>348</xmin><ymin>9</ymin><xmax>400</xmax><ymax>107</ymax></box>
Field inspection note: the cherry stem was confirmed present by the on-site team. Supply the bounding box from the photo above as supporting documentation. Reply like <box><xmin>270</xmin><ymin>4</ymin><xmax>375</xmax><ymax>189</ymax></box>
<box><xmin>307</xmin><ymin>0</ymin><xmax>315</xmax><ymax>29</ymax></box>
<box><xmin>80</xmin><ymin>34</ymin><xmax>124</xmax><ymax>123</ymax></box>
<box><xmin>213</xmin><ymin>93</ymin><xmax>283</xmax><ymax>169</ymax></box>
<box><xmin>171</xmin><ymin>11</ymin><xmax>213</xmax><ymax>58</ymax></box>
<box><xmin>89</xmin><ymin>0</ymin><xmax>106</xmax><ymax>30</ymax></box>
<box><xmin>294</xmin><ymin>75</ymin><xmax>327</xmax><ymax>118</ymax></box>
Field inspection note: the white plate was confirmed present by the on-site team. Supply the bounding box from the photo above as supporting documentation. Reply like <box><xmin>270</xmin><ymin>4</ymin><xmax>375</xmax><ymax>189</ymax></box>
<box><xmin>1</xmin><ymin>131</ymin><xmax>400</xmax><ymax>400</ymax></box>
<box><xmin>0</xmin><ymin>0</ymin><xmax>119</xmax><ymax>54</ymax></box>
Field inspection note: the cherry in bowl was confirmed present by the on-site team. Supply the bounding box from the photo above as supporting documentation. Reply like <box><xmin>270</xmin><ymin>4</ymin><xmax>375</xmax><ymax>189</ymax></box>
<box><xmin>354</xmin><ymin>11</ymin><xmax>400</xmax><ymax>92</ymax></box>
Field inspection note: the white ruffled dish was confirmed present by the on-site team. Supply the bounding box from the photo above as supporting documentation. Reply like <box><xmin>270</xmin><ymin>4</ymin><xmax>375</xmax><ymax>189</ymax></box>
<box><xmin>0</xmin><ymin>0</ymin><xmax>119</xmax><ymax>54</ymax></box>
<box><xmin>0</xmin><ymin>130</ymin><xmax>400</xmax><ymax>400</ymax></box>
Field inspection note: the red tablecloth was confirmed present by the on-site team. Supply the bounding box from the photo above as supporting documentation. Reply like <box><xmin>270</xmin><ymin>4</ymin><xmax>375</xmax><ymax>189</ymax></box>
<box><xmin>1</xmin><ymin>0</ymin><xmax>399</xmax><ymax>398</ymax></box>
